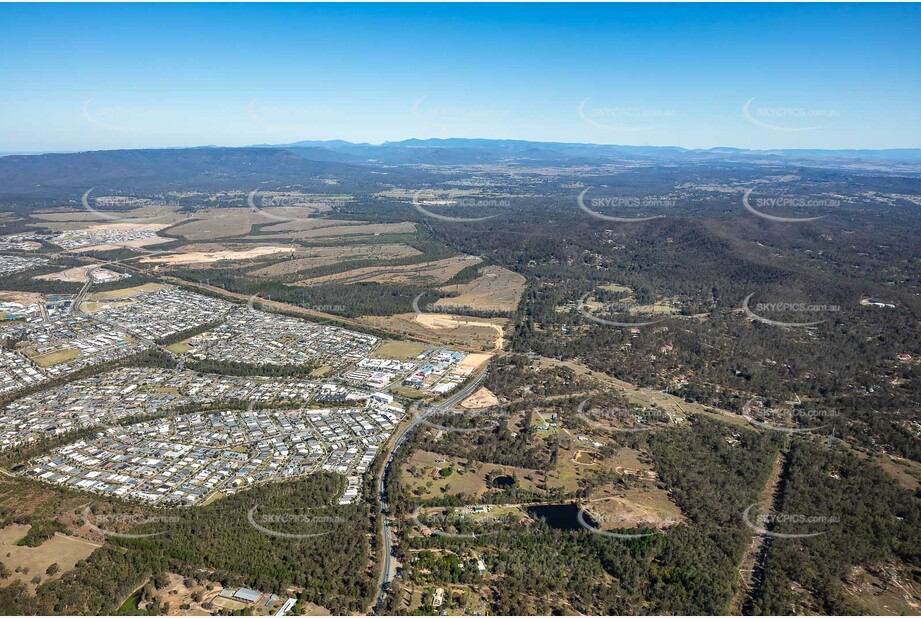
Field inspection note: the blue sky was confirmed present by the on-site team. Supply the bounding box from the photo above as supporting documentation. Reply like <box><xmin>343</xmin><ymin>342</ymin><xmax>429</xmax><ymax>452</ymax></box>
<box><xmin>1</xmin><ymin>3</ymin><xmax>918</xmax><ymax>152</ymax></box>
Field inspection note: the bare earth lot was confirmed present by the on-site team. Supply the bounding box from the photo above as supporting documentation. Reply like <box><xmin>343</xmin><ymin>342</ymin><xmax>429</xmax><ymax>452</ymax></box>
<box><xmin>140</xmin><ymin>245</ymin><xmax>295</xmax><ymax>265</ymax></box>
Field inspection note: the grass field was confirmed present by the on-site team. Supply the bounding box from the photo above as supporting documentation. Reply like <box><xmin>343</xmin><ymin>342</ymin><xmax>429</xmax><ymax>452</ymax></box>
<box><xmin>0</xmin><ymin>524</ymin><xmax>100</xmax><ymax>592</ymax></box>
<box><xmin>165</xmin><ymin>341</ymin><xmax>192</xmax><ymax>354</ymax></box>
<box><xmin>27</xmin><ymin>347</ymin><xmax>82</xmax><ymax>367</ymax></box>
<box><xmin>88</xmin><ymin>282</ymin><xmax>166</xmax><ymax>301</ymax></box>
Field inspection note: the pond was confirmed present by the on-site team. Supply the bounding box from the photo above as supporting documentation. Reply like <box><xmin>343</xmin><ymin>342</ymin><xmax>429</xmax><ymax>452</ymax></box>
<box><xmin>526</xmin><ymin>503</ymin><xmax>588</xmax><ymax>532</ymax></box>
<box><xmin>491</xmin><ymin>475</ymin><xmax>515</xmax><ymax>489</ymax></box>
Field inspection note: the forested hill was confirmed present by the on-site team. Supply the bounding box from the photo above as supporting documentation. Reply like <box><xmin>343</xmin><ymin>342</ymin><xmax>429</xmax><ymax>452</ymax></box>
<box><xmin>0</xmin><ymin>147</ymin><xmax>371</xmax><ymax>196</ymax></box>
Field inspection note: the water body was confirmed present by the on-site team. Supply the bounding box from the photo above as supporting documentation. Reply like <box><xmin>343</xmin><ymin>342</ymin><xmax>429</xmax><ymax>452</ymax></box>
<box><xmin>492</xmin><ymin>475</ymin><xmax>515</xmax><ymax>489</ymax></box>
<box><xmin>526</xmin><ymin>503</ymin><xmax>586</xmax><ymax>532</ymax></box>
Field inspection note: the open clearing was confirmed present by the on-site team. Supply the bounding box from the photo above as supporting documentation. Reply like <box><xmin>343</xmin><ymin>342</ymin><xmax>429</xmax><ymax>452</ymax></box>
<box><xmin>400</xmin><ymin>451</ymin><xmax>548</xmax><ymax>500</ymax></box>
<box><xmin>26</xmin><ymin>348</ymin><xmax>83</xmax><ymax>367</ymax></box>
<box><xmin>140</xmin><ymin>245</ymin><xmax>295</xmax><ymax>265</ymax></box>
<box><xmin>358</xmin><ymin>313</ymin><xmax>505</xmax><ymax>351</ymax></box>
<box><xmin>249</xmin><ymin>221</ymin><xmax>416</xmax><ymax>242</ymax></box>
<box><xmin>582</xmin><ymin>489</ymin><xmax>683</xmax><ymax>531</ymax></box>
<box><xmin>0</xmin><ymin>524</ymin><xmax>100</xmax><ymax>592</ymax></box>
<box><xmin>31</xmin><ymin>207</ymin><xmax>185</xmax><ymax>231</ymax></box>
<box><xmin>460</xmin><ymin>387</ymin><xmax>500</xmax><ymax>409</ymax></box>
<box><xmin>248</xmin><ymin>243</ymin><xmax>423</xmax><ymax>278</ymax></box>
<box><xmin>0</xmin><ymin>291</ymin><xmax>43</xmax><ymax>305</ymax></box>
<box><xmin>296</xmin><ymin>255</ymin><xmax>479</xmax><ymax>286</ymax></box>
<box><xmin>36</xmin><ymin>265</ymin><xmax>123</xmax><ymax>283</ymax></box>
<box><xmin>452</xmin><ymin>352</ymin><xmax>493</xmax><ymax>376</ymax></box>
<box><xmin>415</xmin><ymin>313</ymin><xmax>506</xmax><ymax>350</ymax></box>
<box><xmin>87</xmin><ymin>282</ymin><xmax>166</xmax><ymax>301</ymax></box>
<box><xmin>435</xmin><ymin>266</ymin><xmax>526</xmax><ymax>313</ymax></box>
<box><xmin>164</xmin><ymin>207</ymin><xmax>338</xmax><ymax>241</ymax></box>
<box><xmin>371</xmin><ymin>340</ymin><xmax>432</xmax><ymax>360</ymax></box>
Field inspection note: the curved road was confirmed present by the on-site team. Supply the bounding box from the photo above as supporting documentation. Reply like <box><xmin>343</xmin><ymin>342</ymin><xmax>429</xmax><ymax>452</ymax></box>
<box><xmin>372</xmin><ymin>364</ymin><xmax>490</xmax><ymax>613</ymax></box>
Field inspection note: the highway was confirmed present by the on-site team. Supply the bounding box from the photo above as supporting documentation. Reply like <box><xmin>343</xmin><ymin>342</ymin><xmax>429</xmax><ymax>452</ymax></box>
<box><xmin>371</xmin><ymin>364</ymin><xmax>489</xmax><ymax>614</ymax></box>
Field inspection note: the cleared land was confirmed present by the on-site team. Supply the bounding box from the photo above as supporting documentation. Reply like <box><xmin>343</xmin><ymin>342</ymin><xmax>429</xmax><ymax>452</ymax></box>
<box><xmin>358</xmin><ymin>313</ymin><xmax>506</xmax><ymax>352</ymax></box>
<box><xmin>140</xmin><ymin>245</ymin><xmax>295</xmax><ymax>265</ymax></box>
<box><xmin>164</xmin><ymin>207</ymin><xmax>335</xmax><ymax>240</ymax></box>
<box><xmin>36</xmin><ymin>265</ymin><xmax>123</xmax><ymax>283</ymax></box>
<box><xmin>452</xmin><ymin>352</ymin><xmax>493</xmax><ymax>377</ymax></box>
<box><xmin>435</xmin><ymin>266</ymin><xmax>526</xmax><ymax>313</ymax></box>
<box><xmin>296</xmin><ymin>255</ymin><xmax>479</xmax><ymax>286</ymax></box>
<box><xmin>371</xmin><ymin>340</ymin><xmax>432</xmax><ymax>360</ymax></box>
<box><xmin>31</xmin><ymin>207</ymin><xmax>185</xmax><ymax>230</ymax></box>
<box><xmin>460</xmin><ymin>387</ymin><xmax>500</xmax><ymax>409</ymax></box>
<box><xmin>247</xmin><ymin>243</ymin><xmax>423</xmax><ymax>278</ymax></box>
<box><xmin>248</xmin><ymin>221</ymin><xmax>416</xmax><ymax>241</ymax></box>
<box><xmin>86</xmin><ymin>283</ymin><xmax>166</xmax><ymax>301</ymax></box>
<box><xmin>582</xmin><ymin>489</ymin><xmax>683</xmax><ymax>531</ymax></box>
<box><xmin>0</xmin><ymin>524</ymin><xmax>100</xmax><ymax>592</ymax></box>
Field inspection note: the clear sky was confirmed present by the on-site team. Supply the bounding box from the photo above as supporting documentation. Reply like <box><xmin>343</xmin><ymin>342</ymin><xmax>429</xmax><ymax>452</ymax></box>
<box><xmin>1</xmin><ymin>3</ymin><xmax>919</xmax><ymax>152</ymax></box>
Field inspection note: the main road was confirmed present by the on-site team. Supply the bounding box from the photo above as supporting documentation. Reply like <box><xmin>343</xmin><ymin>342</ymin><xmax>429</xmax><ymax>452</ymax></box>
<box><xmin>371</xmin><ymin>364</ymin><xmax>490</xmax><ymax>614</ymax></box>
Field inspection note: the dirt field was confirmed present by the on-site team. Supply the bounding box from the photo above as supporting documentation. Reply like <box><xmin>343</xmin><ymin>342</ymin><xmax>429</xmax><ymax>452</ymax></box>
<box><xmin>140</xmin><ymin>245</ymin><xmax>295</xmax><ymax>265</ymax></box>
<box><xmin>358</xmin><ymin>313</ymin><xmax>505</xmax><ymax>351</ymax></box>
<box><xmin>460</xmin><ymin>387</ymin><xmax>500</xmax><ymax>409</ymax></box>
<box><xmin>248</xmin><ymin>243</ymin><xmax>423</xmax><ymax>278</ymax></box>
<box><xmin>582</xmin><ymin>489</ymin><xmax>683</xmax><ymax>531</ymax></box>
<box><xmin>0</xmin><ymin>524</ymin><xmax>100</xmax><ymax>592</ymax></box>
<box><xmin>296</xmin><ymin>255</ymin><xmax>479</xmax><ymax>286</ymax></box>
<box><xmin>435</xmin><ymin>266</ymin><xmax>526</xmax><ymax>313</ymax></box>
<box><xmin>452</xmin><ymin>352</ymin><xmax>493</xmax><ymax>377</ymax></box>
<box><xmin>0</xmin><ymin>291</ymin><xmax>43</xmax><ymax>305</ymax></box>
<box><xmin>415</xmin><ymin>314</ymin><xmax>506</xmax><ymax>350</ymax></box>
<box><xmin>371</xmin><ymin>340</ymin><xmax>432</xmax><ymax>360</ymax></box>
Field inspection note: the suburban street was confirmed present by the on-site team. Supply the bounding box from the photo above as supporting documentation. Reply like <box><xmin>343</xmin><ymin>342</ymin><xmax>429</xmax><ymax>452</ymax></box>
<box><xmin>372</xmin><ymin>364</ymin><xmax>490</xmax><ymax>613</ymax></box>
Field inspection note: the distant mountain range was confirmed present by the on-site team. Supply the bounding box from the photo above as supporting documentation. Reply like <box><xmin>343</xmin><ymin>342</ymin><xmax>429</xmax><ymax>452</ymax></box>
<box><xmin>272</xmin><ymin>138</ymin><xmax>921</xmax><ymax>165</ymax></box>
<box><xmin>1</xmin><ymin>138</ymin><xmax>918</xmax><ymax>197</ymax></box>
